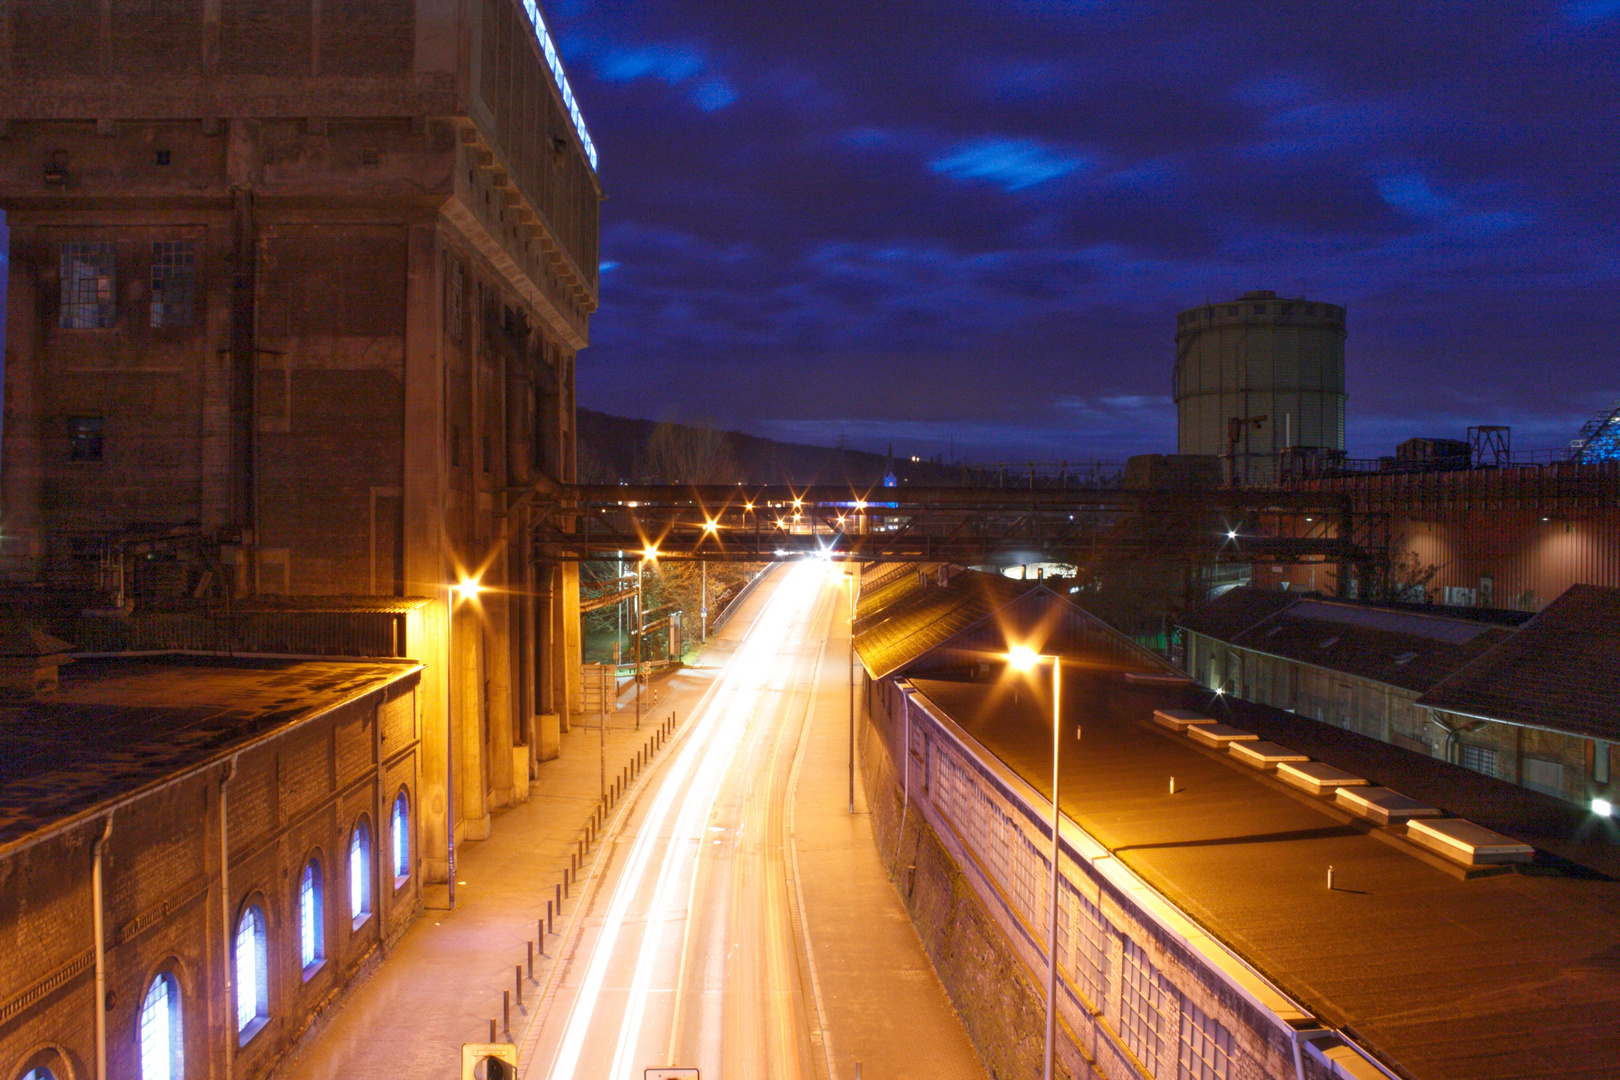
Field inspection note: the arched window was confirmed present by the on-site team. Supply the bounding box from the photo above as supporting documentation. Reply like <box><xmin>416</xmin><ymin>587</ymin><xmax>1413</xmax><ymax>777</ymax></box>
<box><xmin>391</xmin><ymin>791</ymin><xmax>410</xmax><ymax>881</ymax></box>
<box><xmin>299</xmin><ymin>859</ymin><xmax>325</xmax><ymax>973</ymax></box>
<box><xmin>234</xmin><ymin>905</ymin><xmax>268</xmax><ymax>1039</ymax></box>
<box><xmin>349</xmin><ymin>819</ymin><xmax>372</xmax><ymax>925</ymax></box>
<box><xmin>139</xmin><ymin>972</ymin><xmax>183</xmax><ymax>1080</ymax></box>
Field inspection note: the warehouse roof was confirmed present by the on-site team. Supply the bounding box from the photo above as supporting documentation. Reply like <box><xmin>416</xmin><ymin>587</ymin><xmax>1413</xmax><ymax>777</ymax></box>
<box><xmin>853</xmin><ymin>566</ymin><xmax>1030</xmax><ymax>679</ymax></box>
<box><xmin>1418</xmin><ymin>584</ymin><xmax>1620</xmax><ymax>739</ymax></box>
<box><xmin>908</xmin><ymin>654</ymin><xmax>1620</xmax><ymax>1080</ymax></box>
<box><xmin>1179</xmin><ymin>587</ymin><xmax>1519</xmax><ymax>694</ymax></box>
<box><xmin>0</xmin><ymin>655</ymin><xmax>421</xmax><ymax>851</ymax></box>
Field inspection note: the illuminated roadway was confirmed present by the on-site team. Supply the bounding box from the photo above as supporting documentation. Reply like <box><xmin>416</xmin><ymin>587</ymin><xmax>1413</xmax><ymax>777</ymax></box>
<box><xmin>523</xmin><ymin>561</ymin><xmax>845</xmax><ymax>1079</ymax></box>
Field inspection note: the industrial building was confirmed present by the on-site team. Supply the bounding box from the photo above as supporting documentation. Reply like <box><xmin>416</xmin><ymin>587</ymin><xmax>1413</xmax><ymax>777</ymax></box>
<box><xmin>852</xmin><ymin>563</ymin><xmax>1620</xmax><ymax>1080</ymax></box>
<box><xmin>0</xmin><ymin>0</ymin><xmax>599</xmax><ymax>896</ymax></box>
<box><xmin>0</xmin><ymin>653</ymin><xmax>422</xmax><ymax>1080</ymax></box>
<box><xmin>1173</xmin><ymin>290</ymin><xmax>1347</xmax><ymax>486</ymax></box>
<box><xmin>1178</xmin><ymin>584</ymin><xmax>1620</xmax><ymax>810</ymax></box>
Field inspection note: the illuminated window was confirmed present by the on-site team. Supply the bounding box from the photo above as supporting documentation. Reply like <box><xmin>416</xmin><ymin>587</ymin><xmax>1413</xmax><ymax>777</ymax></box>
<box><xmin>350</xmin><ymin>819</ymin><xmax>373</xmax><ymax>925</ymax></box>
<box><xmin>139</xmin><ymin>972</ymin><xmax>182</xmax><ymax>1080</ymax></box>
<box><xmin>391</xmin><ymin>791</ymin><xmax>411</xmax><ymax>881</ymax></box>
<box><xmin>150</xmin><ymin>241</ymin><xmax>195</xmax><ymax>328</ymax></box>
<box><xmin>234</xmin><ymin>905</ymin><xmax>268</xmax><ymax>1039</ymax></box>
<box><xmin>60</xmin><ymin>241</ymin><xmax>117</xmax><ymax>328</ymax></box>
<box><xmin>1178</xmin><ymin>998</ymin><xmax>1232</xmax><ymax>1080</ymax></box>
<box><xmin>299</xmin><ymin>860</ymin><xmax>325</xmax><ymax>973</ymax></box>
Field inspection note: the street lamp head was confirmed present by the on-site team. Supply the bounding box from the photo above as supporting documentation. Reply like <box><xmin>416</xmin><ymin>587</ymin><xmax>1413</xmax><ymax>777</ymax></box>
<box><xmin>452</xmin><ymin>576</ymin><xmax>484</xmax><ymax>600</ymax></box>
<box><xmin>1007</xmin><ymin>645</ymin><xmax>1040</xmax><ymax>672</ymax></box>
<box><xmin>703</xmin><ymin>519</ymin><xmax>718</xmax><ymax>535</ymax></box>
<box><xmin>642</xmin><ymin>545</ymin><xmax>658</xmax><ymax>561</ymax></box>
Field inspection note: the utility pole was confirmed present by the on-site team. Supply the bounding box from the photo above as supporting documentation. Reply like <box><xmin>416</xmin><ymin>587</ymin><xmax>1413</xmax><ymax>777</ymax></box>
<box><xmin>701</xmin><ymin>560</ymin><xmax>708</xmax><ymax>644</ymax></box>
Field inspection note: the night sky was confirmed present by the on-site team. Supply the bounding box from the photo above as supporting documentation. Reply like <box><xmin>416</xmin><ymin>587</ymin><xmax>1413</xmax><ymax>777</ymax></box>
<box><xmin>556</xmin><ymin>1</ymin><xmax>1617</xmax><ymax>463</ymax></box>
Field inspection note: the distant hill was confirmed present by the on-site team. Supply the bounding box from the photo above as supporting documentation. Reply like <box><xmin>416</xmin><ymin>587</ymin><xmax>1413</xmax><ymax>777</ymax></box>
<box><xmin>575</xmin><ymin>409</ymin><xmax>959</xmax><ymax>486</ymax></box>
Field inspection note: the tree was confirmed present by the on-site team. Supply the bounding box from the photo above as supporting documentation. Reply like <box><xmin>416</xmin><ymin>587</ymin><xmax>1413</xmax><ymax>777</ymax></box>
<box><xmin>644</xmin><ymin>418</ymin><xmax>742</xmax><ymax>484</ymax></box>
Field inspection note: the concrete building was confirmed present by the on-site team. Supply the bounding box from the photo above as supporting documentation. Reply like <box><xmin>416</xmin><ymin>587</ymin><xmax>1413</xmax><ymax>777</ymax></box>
<box><xmin>1178</xmin><ymin>584</ymin><xmax>1620</xmax><ymax>809</ymax></box>
<box><xmin>0</xmin><ymin>655</ymin><xmax>422</xmax><ymax>1080</ymax></box>
<box><xmin>1174</xmin><ymin>290</ymin><xmax>1346</xmax><ymax>486</ymax></box>
<box><xmin>0</xmin><ymin>0</ymin><xmax>601</xmax><ymax>885</ymax></box>
<box><xmin>853</xmin><ymin>564</ymin><xmax>1620</xmax><ymax>1080</ymax></box>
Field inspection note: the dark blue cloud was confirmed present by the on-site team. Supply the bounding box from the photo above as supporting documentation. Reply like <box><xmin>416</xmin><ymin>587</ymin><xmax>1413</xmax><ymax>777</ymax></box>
<box><xmin>551</xmin><ymin>0</ymin><xmax>1620</xmax><ymax>462</ymax></box>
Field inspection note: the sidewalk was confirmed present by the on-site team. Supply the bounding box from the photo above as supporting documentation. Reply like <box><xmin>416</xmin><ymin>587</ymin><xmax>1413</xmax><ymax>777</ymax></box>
<box><xmin>278</xmin><ymin>571</ymin><xmax>987</xmax><ymax>1080</ymax></box>
<box><xmin>278</xmin><ymin>645</ymin><xmax>742</xmax><ymax>1080</ymax></box>
<box><xmin>790</xmin><ymin>590</ymin><xmax>988</xmax><ymax>1080</ymax></box>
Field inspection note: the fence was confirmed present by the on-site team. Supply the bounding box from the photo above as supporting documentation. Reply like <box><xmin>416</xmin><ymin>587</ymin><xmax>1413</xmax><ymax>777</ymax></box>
<box><xmin>880</xmin><ymin>676</ymin><xmax>1397</xmax><ymax>1080</ymax></box>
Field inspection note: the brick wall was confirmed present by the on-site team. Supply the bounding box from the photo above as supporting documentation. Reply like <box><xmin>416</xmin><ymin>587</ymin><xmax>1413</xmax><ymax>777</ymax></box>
<box><xmin>0</xmin><ymin>675</ymin><xmax>422</xmax><ymax>1080</ymax></box>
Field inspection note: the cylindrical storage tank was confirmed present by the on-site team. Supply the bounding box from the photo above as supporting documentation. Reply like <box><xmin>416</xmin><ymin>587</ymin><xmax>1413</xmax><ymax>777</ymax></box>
<box><xmin>1173</xmin><ymin>290</ymin><xmax>1347</xmax><ymax>486</ymax></box>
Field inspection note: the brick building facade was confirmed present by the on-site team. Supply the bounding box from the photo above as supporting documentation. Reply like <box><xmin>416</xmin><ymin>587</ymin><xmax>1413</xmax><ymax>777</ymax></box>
<box><xmin>0</xmin><ymin>0</ymin><xmax>601</xmax><ymax>886</ymax></box>
<box><xmin>0</xmin><ymin>657</ymin><xmax>423</xmax><ymax>1080</ymax></box>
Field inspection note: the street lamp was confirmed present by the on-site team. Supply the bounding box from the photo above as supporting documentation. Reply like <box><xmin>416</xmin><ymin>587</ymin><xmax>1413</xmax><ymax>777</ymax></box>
<box><xmin>848</xmin><ymin>571</ymin><xmax>856</xmax><ymax>815</ymax></box>
<box><xmin>636</xmin><ymin>546</ymin><xmax>657</xmax><ymax>728</ymax></box>
<box><xmin>445</xmin><ymin>575</ymin><xmax>484</xmax><ymax>910</ymax></box>
<box><xmin>1008</xmin><ymin>644</ymin><xmax>1063</xmax><ymax>1080</ymax></box>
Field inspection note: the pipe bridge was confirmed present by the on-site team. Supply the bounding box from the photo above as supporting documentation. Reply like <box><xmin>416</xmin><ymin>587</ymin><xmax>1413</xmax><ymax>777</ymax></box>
<box><xmin>531</xmin><ymin>483</ymin><xmax>1389</xmax><ymax>589</ymax></box>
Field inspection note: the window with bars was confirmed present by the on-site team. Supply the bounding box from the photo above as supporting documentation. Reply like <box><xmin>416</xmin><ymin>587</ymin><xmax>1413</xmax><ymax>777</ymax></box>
<box><xmin>1178</xmin><ymin>998</ymin><xmax>1233</xmax><ymax>1080</ymax></box>
<box><xmin>299</xmin><ymin>860</ymin><xmax>325</xmax><ymax>973</ymax></box>
<box><xmin>150</xmin><ymin>240</ymin><xmax>195</xmax><ymax>328</ymax></box>
<box><xmin>138</xmin><ymin>973</ymin><xmax>182</xmax><ymax>1080</ymax></box>
<box><xmin>446</xmin><ymin>258</ymin><xmax>465</xmax><ymax>342</ymax></box>
<box><xmin>60</xmin><ymin>241</ymin><xmax>117</xmax><ymax>328</ymax></box>
<box><xmin>1120</xmin><ymin>937</ymin><xmax>1171</xmax><ymax>1076</ymax></box>
<box><xmin>1011</xmin><ymin>832</ymin><xmax>1045</xmax><ymax>926</ymax></box>
<box><xmin>1460</xmin><ymin>743</ymin><xmax>1498</xmax><ymax>777</ymax></box>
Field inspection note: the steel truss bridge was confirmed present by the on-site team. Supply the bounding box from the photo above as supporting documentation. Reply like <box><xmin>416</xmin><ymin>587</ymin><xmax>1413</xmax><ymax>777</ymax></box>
<box><xmin>533</xmin><ymin>483</ymin><xmax>1391</xmax><ymax>591</ymax></box>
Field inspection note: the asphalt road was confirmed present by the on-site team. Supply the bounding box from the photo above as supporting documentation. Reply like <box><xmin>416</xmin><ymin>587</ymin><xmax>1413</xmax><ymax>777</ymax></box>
<box><xmin>524</xmin><ymin>561</ymin><xmax>838</xmax><ymax>1080</ymax></box>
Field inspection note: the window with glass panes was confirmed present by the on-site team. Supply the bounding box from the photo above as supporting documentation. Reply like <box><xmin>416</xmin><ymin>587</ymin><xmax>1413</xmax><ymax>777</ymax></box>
<box><xmin>300</xmin><ymin>860</ymin><xmax>324</xmax><ymax>970</ymax></box>
<box><xmin>139</xmin><ymin>973</ymin><xmax>182</xmax><ymax>1080</ymax></box>
<box><xmin>150</xmin><ymin>241</ymin><xmax>195</xmax><ymax>328</ymax></box>
<box><xmin>1177</xmin><ymin>998</ymin><xmax>1232</xmax><ymax>1080</ymax></box>
<box><xmin>1120</xmin><ymin>937</ymin><xmax>1171</xmax><ymax>1076</ymax></box>
<box><xmin>60</xmin><ymin>241</ymin><xmax>116</xmax><ymax>328</ymax></box>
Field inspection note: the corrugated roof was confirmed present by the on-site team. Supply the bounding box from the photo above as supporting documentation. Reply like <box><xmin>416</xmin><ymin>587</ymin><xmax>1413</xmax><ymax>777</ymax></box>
<box><xmin>853</xmin><ymin>567</ymin><xmax>1028</xmax><ymax>679</ymax></box>
<box><xmin>1176</xmin><ymin>586</ymin><xmax>1300</xmax><ymax>641</ymax></box>
<box><xmin>1179</xmin><ymin>588</ymin><xmax>1514</xmax><ymax>695</ymax></box>
<box><xmin>1417</xmin><ymin>584</ymin><xmax>1620</xmax><ymax>739</ymax></box>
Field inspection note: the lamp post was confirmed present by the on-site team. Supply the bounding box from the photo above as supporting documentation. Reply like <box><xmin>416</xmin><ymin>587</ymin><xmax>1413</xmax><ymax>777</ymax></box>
<box><xmin>636</xmin><ymin>546</ymin><xmax>656</xmax><ymax>729</ymax></box>
<box><xmin>846</xmin><ymin>569</ymin><xmax>856</xmax><ymax>815</ymax></box>
<box><xmin>446</xmin><ymin>575</ymin><xmax>484</xmax><ymax>910</ymax></box>
<box><xmin>1008</xmin><ymin>645</ymin><xmax>1063</xmax><ymax>1080</ymax></box>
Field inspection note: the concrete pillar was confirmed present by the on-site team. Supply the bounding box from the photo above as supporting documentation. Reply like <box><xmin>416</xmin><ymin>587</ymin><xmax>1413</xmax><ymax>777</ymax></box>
<box><xmin>457</xmin><ymin>604</ymin><xmax>491</xmax><ymax>840</ymax></box>
<box><xmin>0</xmin><ymin>227</ymin><xmax>42</xmax><ymax>580</ymax></box>
<box><xmin>400</xmin><ymin>219</ymin><xmax>450</xmax><ymax>882</ymax></box>
<box><xmin>562</xmin><ymin>560</ymin><xmax>583</xmax><ymax>721</ymax></box>
<box><xmin>484</xmin><ymin>584</ymin><xmax>515</xmax><ymax>809</ymax></box>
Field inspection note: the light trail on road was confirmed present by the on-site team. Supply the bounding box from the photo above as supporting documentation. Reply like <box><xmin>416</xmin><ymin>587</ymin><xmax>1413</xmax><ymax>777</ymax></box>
<box><xmin>532</xmin><ymin>561</ymin><xmax>838</xmax><ymax>1080</ymax></box>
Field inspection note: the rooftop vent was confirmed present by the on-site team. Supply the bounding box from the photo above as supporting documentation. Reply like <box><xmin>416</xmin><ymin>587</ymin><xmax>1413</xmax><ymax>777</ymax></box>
<box><xmin>0</xmin><ymin>623</ymin><xmax>75</xmax><ymax>702</ymax></box>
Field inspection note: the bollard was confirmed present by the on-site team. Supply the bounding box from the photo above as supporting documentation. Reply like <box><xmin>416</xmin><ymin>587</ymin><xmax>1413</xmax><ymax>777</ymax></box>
<box><xmin>1327</xmin><ymin>865</ymin><xmax>1335</xmax><ymax>890</ymax></box>
<box><xmin>490</xmin><ymin>1019</ymin><xmax>497</xmax><ymax>1043</ymax></box>
<box><xmin>528</xmin><ymin>940</ymin><xmax>534</xmax><ymax>977</ymax></box>
<box><xmin>515</xmin><ymin>965</ymin><xmax>524</xmax><ymax>1007</ymax></box>
<box><xmin>548</xmin><ymin>896</ymin><xmax>556</xmax><ymax>934</ymax></box>
<box><xmin>503</xmin><ymin>989</ymin><xmax>510</xmax><ymax>1033</ymax></box>
<box><xmin>1169</xmin><ymin>776</ymin><xmax>1176</xmax><ymax>795</ymax></box>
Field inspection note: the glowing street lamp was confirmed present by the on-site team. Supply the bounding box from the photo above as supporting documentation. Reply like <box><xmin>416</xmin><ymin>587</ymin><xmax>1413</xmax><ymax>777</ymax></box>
<box><xmin>445</xmin><ymin>574</ymin><xmax>484</xmax><ymax>910</ymax></box>
<box><xmin>1007</xmin><ymin>643</ymin><xmax>1064</xmax><ymax>1080</ymax></box>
